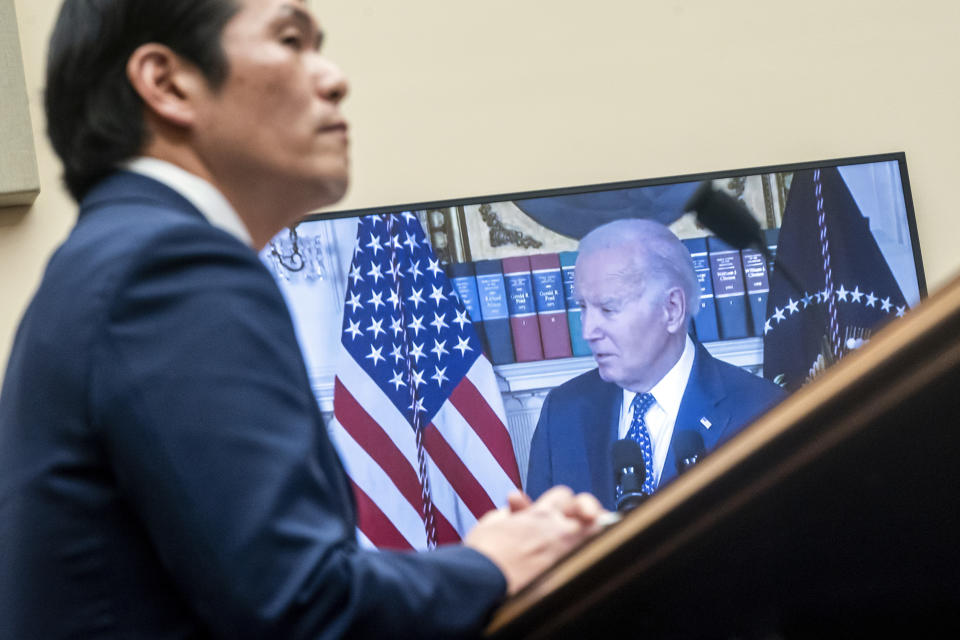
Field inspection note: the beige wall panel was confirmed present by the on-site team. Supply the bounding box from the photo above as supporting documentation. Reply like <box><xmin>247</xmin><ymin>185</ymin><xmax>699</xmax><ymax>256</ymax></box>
<box><xmin>312</xmin><ymin>0</ymin><xmax>959</xmax><ymax>289</ymax></box>
<box><xmin>0</xmin><ymin>0</ymin><xmax>74</xmax><ymax>383</ymax></box>
<box><xmin>0</xmin><ymin>0</ymin><xmax>39</xmax><ymax>206</ymax></box>
<box><xmin>1</xmin><ymin>0</ymin><xmax>959</xmax><ymax>384</ymax></box>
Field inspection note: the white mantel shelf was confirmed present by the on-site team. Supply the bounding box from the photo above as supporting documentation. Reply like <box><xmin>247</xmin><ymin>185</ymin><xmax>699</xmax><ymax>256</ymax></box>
<box><xmin>493</xmin><ymin>337</ymin><xmax>764</xmax><ymax>393</ymax></box>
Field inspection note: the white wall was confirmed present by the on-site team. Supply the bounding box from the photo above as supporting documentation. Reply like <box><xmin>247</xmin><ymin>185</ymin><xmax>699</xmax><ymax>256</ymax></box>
<box><xmin>2</xmin><ymin>0</ymin><xmax>959</xmax><ymax>383</ymax></box>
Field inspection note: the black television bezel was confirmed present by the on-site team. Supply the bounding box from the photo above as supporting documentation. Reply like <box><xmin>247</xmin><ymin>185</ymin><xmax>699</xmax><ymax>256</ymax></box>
<box><xmin>302</xmin><ymin>151</ymin><xmax>926</xmax><ymax>299</ymax></box>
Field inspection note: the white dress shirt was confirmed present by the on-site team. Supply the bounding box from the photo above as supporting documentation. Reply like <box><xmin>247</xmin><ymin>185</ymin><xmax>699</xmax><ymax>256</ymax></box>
<box><xmin>618</xmin><ymin>334</ymin><xmax>696</xmax><ymax>489</ymax></box>
<box><xmin>121</xmin><ymin>157</ymin><xmax>253</xmax><ymax>247</ymax></box>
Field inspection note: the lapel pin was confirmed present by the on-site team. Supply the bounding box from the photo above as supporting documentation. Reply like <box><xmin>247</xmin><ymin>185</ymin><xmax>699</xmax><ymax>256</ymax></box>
<box><xmin>699</xmin><ymin>417</ymin><xmax>712</xmax><ymax>430</ymax></box>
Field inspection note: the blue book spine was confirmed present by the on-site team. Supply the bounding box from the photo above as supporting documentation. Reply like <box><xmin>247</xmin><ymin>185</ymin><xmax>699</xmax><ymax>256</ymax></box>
<box><xmin>681</xmin><ymin>237</ymin><xmax>720</xmax><ymax>343</ymax></box>
<box><xmin>473</xmin><ymin>259</ymin><xmax>515</xmax><ymax>365</ymax></box>
<box><xmin>445</xmin><ymin>262</ymin><xmax>489</xmax><ymax>357</ymax></box>
<box><xmin>706</xmin><ymin>236</ymin><xmax>750</xmax><ymax>340</ymax></box>
<box><xmin>765</xmin><ymin>227</ymin><xmax>780</xmax><ymax>277</ymax></box>
<box><xmin>559</xmin><ymin>251</ymin><xmax>591</xmax><ymax>356</ymax></box>
<box><xmin>741</xmin><ymin>246</ymin><xmax>770</xmax><ymax>337</ymax></box>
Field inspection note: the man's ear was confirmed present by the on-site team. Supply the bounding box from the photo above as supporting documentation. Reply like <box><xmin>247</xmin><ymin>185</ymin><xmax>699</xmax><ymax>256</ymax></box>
<box><xmin>663</xmin><ymin>286</ymin><xmax>687</xmax><ymax>334</ymax></box>
<box><xmin>126</xmin><ymin>43</ymin><xmax>205</xmax><ymax>129</ymax></box>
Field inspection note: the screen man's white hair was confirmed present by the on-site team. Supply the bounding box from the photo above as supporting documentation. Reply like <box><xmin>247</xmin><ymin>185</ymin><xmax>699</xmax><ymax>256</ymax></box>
<box><xmin>577</xmin><ymin>218</ymin><xmax>701</xmax><ymax>324</ymax></box>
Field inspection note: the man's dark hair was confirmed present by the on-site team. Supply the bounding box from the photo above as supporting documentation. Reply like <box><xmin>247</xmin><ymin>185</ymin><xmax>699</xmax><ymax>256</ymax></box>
<box><xmin>45</xmin><ymin>0</ymin><xmax>240</xmax><ymax>201</ymax></box>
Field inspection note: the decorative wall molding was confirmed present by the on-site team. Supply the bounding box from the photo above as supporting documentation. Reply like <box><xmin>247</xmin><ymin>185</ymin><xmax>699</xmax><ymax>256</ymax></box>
<box><xmin>0</xmin><ymin>0</ymin><xmax>40</xmax><ymax>207</ymax></box>
<box><xmin>478</xmin><ymin>203</ymin><xmax>544</xmax><ymax>250</ymax></box>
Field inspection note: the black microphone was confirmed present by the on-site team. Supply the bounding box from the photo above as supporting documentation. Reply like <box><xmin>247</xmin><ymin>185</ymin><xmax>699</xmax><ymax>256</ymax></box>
<box><xmin>683</xmin><ymin>181</ymin><xmax>765</xmax><ymax>253</ymax></box>
<box><xmin>673</xmin><ymin>430</ymin><xmax>705</xmax><ymax>476</ymax></box>
<box><xmin>611</xmin><ymin>439</ymin><xmax>649</xmax><ymax>512</ymax></box>
<box><xmin>683</xmin><ymin>181</ymin><xmax>805</xmax><ymax>296</ymax></box>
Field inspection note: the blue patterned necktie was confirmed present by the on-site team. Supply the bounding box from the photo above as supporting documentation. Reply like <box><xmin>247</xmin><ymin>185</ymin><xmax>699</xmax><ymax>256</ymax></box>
<box><xmin>626</xmin><ymin>392</ymin><xmax>657</xmax><ymax>496</ymax></box>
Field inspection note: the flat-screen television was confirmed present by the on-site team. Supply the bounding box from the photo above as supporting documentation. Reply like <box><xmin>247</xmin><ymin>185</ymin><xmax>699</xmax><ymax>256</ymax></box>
<box><xmin>261</xmin><ymin>152</ymin><xmax>924</xmax><ymax>550</ymax></box>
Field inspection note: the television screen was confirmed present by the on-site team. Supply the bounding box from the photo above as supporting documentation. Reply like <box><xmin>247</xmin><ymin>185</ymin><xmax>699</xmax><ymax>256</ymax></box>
<box><xmin>261</xmin><ymin>152</ymin><xmax>924</xmax><ymax>549</ymax></box>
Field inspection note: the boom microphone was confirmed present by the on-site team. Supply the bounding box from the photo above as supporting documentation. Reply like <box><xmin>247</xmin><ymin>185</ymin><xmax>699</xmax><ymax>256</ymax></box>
<box><xmin>611</xmin><ymin>439</ymin><xmax>649</xmax><ymax>512</ymax></box>
<box><xmin>684</xmin><ymin>181</ymin><xmax>766</xmax><ymax>254</ymax></box>
<box><xmin>684</xmin><ymin>181</ymin><xmax>805</xmax><ymax>295</ymax></box>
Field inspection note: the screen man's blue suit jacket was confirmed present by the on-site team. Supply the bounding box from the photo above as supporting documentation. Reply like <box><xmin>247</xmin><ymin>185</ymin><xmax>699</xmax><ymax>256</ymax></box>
<box><xmin>0</xmin><ymin>172</ymin><xmax>505</xmax><ymax>638</ymax></box>
<box><xmin>526</xmin><ymin>342</ymin><xmax>786</xmax><ymax>509</ymax></box>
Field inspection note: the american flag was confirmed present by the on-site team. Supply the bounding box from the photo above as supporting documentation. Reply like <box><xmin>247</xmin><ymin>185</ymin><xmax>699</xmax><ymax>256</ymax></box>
<box><xmin>329</xmin><ymin>212</ymin><xmax>522</xmax><ymax>550</ymax></box>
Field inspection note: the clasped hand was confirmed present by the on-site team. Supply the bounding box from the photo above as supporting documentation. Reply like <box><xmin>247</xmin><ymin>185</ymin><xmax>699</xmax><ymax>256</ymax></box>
<box><xmin>464</xmin><ymin>486</ymin><xmax>608</xmax><ymax>595</ymax></box>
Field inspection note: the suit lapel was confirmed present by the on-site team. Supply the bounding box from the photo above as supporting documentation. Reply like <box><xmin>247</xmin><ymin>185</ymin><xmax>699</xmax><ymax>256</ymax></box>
<box><xmin>661</xmin><ymin>342</ymin><xmax>731</xmax><ymax>488</ymax></box>
<box><xmin>582</xmin><ymin>374</ymin><xmax>623</xmax><ymax>509</ymax></box>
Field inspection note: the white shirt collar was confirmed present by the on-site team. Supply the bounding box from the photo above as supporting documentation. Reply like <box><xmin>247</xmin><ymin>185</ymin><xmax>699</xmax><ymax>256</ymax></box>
<box><xmin>622</xmin><ymin>335</ymin><xmax>696</xmax><ymax>419</ymax></box>
<box><xmin>646</xmin><ymin>334</ymin><xmax>696</xmax><ymax>418</ymax></box>
<box><xmin>619</xmin><ymin>334</ymin><xmax>697</xmax><ymax>487</ymax></box>
<box><xmin>121</xmin><ymin>157</ymin><xmax>253</xmax><ymax>247</ymax></box>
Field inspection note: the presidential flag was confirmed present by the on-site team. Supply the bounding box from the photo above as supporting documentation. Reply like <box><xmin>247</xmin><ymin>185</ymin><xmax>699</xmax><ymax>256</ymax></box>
<box><xmin>763</xmin><ymin>167</ymin><xmax>909</xmax><ymax>391</ymax></box>
<box><xmin>330</xmin><ymin>212</ymin><xmax>522</xmax><ymax>550</ymax></box>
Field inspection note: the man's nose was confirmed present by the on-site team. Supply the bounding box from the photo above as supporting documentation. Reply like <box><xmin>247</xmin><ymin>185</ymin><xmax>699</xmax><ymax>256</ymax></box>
<box><xmin>581</xmin><ymin>308</ymin><xmax>602</xmax><ymax>341</ymax></box>
<box><xmin>313</xmin><ymin>56</ymin><xmax>349</xmax><ymax>104</ymax></box>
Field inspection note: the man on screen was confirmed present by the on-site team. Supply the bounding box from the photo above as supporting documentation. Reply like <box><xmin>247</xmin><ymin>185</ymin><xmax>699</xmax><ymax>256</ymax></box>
<box><xmin>527</xmin><ymin>219</ymin><xmax>785</xmax><ymax>509</ymax></box>
<box><xmin>0</xmin><ymin>0</ymin><xmax>605</xmax><ymax>637</ymax></box>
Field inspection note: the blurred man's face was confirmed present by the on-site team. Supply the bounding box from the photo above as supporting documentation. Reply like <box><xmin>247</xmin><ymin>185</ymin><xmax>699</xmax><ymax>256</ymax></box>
<box><xmin>575</xmin><ymin>247</ymin><xmax>679</xmax><ymax>393</ymax></box>
<box><xmin>193</xmin><ymin>0</ymin><xmax>349</xmax><ymax>213</ymax></box>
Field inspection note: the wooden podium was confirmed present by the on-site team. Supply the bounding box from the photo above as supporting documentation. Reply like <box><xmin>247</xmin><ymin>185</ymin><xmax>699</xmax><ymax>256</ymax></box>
<box><xmin>486</xmin><ymin>274</ymin><xmax>960</xmax><ymax>639</ymax></box>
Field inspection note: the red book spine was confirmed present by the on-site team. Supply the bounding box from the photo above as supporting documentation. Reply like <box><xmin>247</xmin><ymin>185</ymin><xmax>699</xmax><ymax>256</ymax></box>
<box><xmin>501</xmin><ymin>256</ymin><xmax>544</xmax><ymax>362</ymax></box>
<box><xmin>529</xmin><ymin>253</ymin><xmax>573</xmax><ymax>359</ymax></box>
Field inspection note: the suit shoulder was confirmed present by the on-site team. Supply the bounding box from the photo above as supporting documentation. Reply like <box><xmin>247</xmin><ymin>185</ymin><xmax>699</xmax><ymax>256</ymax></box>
<box><xmin>540</xmin><ymin>368</ymin><xmax>619</xmax><ymax>420</ymax></box>
<box><xmin>76</xmin><ymin>195</ymin><xmax>245</xmax><ymax>257</ymax></box>
<box><xmin>34</xmin><ymin>193</ymin><xmax>276</xmax><ymax>350</ymax></box>
<box><xmin>708</xmin><ymin>354</ymin><xmax>786</xmax><ymax>402</ymax></box>
<box><xmin>68</xmin><ymin>192</ymin><xmax>266</xmax><ymax>287</ymax></box>
<box><xmin>548</xmin><ymin>367</ymin><xmax>607</xmax><ymax>397</ymax></box>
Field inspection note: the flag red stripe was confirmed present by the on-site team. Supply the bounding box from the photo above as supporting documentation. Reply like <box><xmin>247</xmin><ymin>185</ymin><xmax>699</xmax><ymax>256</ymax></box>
<box><xmin>449</xmin><ymin>376</ymin><xmax>522</xmax><ymax>487</ymax></box>
<box><xmin>423</xmin><ymin>423</ymin><xmax>496</xmax><ymax>519</ymax></box>
<box><xmin>349</xmin><ymin>479</ymin><xmax>413</xmax><ymax>550</ymax></box>
<box><xmin>334</xmin><ymin>379</ymin><xmax>423</xmax><ymax>505</ymax></box>
<box><xmin>334</xmin><ymin>379</ymin><xmax>461</xmax><ymax>544</ymax></box>
<box><xmin>433</xmin><ymin>511</ymin><xmax>461</xmax><ymax>546</ymax></box>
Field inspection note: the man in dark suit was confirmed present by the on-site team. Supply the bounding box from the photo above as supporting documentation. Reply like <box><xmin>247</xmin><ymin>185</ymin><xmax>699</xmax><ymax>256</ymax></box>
<box><xmin>0</xmin><ymin>0</ymin><xmax>604</xmax><ymax>637</ymax></box>
<box><xmin>527</xmin><ymin>219</ymin><xmax>785</xmax><ymax>510</ymax></box>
